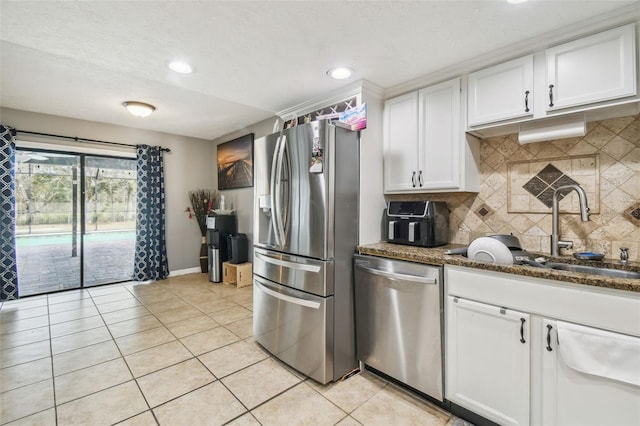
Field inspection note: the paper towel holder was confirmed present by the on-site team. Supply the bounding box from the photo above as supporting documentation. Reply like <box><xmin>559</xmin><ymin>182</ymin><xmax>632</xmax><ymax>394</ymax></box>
<box><xmin>518</xmin><ymin>114</ymin><xmax>586</xmax><ymax>145</ymax></box>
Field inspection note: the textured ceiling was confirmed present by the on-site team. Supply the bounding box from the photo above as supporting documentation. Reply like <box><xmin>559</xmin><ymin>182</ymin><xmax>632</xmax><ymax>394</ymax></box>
<box><xmin>1</xmin><ymin>1</ymin><xmax>639</xmax><ymax>140</ymax></box>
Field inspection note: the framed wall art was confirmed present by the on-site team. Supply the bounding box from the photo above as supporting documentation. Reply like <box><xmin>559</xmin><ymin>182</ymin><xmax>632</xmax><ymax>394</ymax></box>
<box><xmin>217</xmin><ymin>133</ymin><xmax>254</xmax><ymax>190</ymax></box>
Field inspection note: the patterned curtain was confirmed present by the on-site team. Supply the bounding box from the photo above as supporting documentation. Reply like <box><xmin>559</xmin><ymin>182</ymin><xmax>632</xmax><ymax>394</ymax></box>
<box><xmin>0</xmin><ymin>125</ymin><xmax>19</xmax><ymax>300</ymax></box>
<box><xmin>133</xmin><ymin>145</ymin><xmax>169</xmax><ymax>281</ymax></box>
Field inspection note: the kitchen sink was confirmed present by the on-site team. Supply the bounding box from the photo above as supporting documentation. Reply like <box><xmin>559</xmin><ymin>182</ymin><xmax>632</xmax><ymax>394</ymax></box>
<box><xmin>546</xmin><ymin>263</ymin><xmax>640</xmax><ymax>280</ymax></box>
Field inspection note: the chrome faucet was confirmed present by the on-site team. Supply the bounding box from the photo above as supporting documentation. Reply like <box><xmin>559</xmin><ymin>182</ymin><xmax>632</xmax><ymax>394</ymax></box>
<box><xmin>551</xmin><ymin>184</ymin><xmax>590</xmax><ymax>256</ymax></box>
<box><xmin>620</xmin><ymin>247</ymin><xmax>629</xmax><ymax>265</ymax></box>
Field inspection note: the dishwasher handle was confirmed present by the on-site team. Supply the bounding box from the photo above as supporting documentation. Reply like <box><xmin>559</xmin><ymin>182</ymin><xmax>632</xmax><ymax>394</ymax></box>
<box><xmin>356</xmin><ymin>264</ymin><xmax>437</xmax><ymax>285</ymax></box>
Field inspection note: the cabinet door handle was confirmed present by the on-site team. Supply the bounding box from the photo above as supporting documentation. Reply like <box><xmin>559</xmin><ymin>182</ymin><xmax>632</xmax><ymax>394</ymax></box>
<box><xmin>418</xmin><ymin>170</ymin><xmax>423</xmax><ymax>187</ymax></box>
<box><xmin>524</xmin><ymin>90</ymin><xmax>530</xmax><ymax>112</ymax></box>
<box><xmin>546</xmin><ymin>324</ymin><xmax>553</xmax><ymax>351</ymax></box>
<box><xmin>411</xmin><ymin>171</ymin><xmax>416</xmax><ymax>188</ymax></box>
<box><xmin>548</xmin><ymin>84</ymin><xmax>554</xmax><ymax>107</ymax></box>
<box><xmin>520</xmin><ymin>318</ymin><xmax>526</xmax><ymax>344</ymax></box>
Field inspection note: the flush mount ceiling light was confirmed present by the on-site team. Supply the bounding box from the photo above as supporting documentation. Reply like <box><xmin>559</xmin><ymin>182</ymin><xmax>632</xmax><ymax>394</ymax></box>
<box><xmin>326</xmin><ymin>66</ymin><xmax>354</xmax><ymax>80</ymax></box>
<box><xmin>122</xmin><ymin>101</ymin><xmax>156</xmax><ymax>117</ymax></box>
<box><xmin>167</xmin><ymin>60</ymin><xmax>194</xmax><ymax>74</ymax></box>
<box><xmin>507</xmin><ymin>0</ymin><xmax>528</xmax><ymax>3</ymax></box>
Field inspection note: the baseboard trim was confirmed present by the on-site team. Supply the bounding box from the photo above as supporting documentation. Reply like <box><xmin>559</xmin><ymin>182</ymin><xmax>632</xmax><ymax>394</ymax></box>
<box><xmin>169</xmin><ymin>267</ymin><xmax>203</xmax><ymax>277</ymax></box>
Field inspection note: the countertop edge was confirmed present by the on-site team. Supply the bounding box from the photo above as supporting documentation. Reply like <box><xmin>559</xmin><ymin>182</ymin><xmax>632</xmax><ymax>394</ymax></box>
<box><xmin>357</xmin><ymin>242</ymin><xmax>640</xmax><ymax>293</ymax></box>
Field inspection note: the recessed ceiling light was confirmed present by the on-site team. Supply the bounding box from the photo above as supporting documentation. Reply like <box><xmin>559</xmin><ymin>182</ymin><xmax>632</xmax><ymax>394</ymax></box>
<box><xmin>507</xmin><ymin>0</ymin><xmax>528</xmax><ymax>4</ymax></box>
<box><xmin>122</xmin><ymin>101</ymin><xmax>156</xmax><ymax>117</ymax></box>
<box><xmin>326</xmin><ymin>66</ymin><xmax>354</xmax><ymax>80</ymax></box>
<box><xmin>168</xmin><ymin>61</ymin><xmax>194</xmax><ymax>74</ymax></box>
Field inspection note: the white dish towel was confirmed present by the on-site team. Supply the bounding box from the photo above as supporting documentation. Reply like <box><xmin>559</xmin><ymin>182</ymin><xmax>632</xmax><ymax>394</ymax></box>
<box><xmin>556</xmin><ymin>321</ymin><xmax>640</xmax><ymax>387</ymax></box>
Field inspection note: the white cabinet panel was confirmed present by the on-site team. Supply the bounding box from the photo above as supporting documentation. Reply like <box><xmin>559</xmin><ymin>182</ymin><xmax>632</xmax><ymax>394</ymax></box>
<box><xmin>383</xmin><ymin>91</ymin><xmax>419</xmax><ymax>192</ymax></box>
<box><xmin>546</xmin><ymin>24</ymin><xmax>637</xmax><ymax>111</ymax></box>
<box><xmin>467</xmin><ymin>55</ymin><xmax>533</xmax><ymax>126</ymax></box>
<box><xmin>446</xmin><ymin>265</ymin><xmax>640</xmax><ymax>426</ymax></box>
<box><xmin>466</xmin><ymin>24</ymin><xmax>638</xmax><ymax>134</ymax></box>
<box><xmin>541</xmin><ymin>319</ymin><xmax>640</xmax><ymax>426</ymax></box>
<box><xmin>418</xmin><ymin>79</ymin><xmax>461</xmax><ymax>189</ymax></box>
<box><xmin>447</xmin><ymin>296</ymin><xmax>530</xmax><ymax>426</ymax></box>
<box><xmin>383</xmin><ymin>78</ymin><xmax>478</xmax><ymax>193</ymax></box>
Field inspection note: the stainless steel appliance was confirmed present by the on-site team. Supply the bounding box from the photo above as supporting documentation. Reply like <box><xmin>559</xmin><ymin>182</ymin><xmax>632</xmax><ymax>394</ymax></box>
<box><xmin>384</xmin><ymin>201</ymin><xmax>449</xmax><ymax>247</ymax></box>
<box><xmin>206</xmin><ymin>214</ymin><xmax>237</xmax><ymax>282</ymax></box>
<box><xmin>253</xmin><ymin>120</ymin><xmax>359</xmax><ymax>384</ymax></box>
<box><xmin>353</xmin><ymin>254</ymin><xmax>444</xmax><ymax>402</ymax></box>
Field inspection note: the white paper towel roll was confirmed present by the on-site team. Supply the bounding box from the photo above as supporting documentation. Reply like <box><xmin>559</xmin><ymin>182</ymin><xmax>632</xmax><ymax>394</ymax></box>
<box><xmin>518</xmin><ymin>114</ymin><xmax>586</xmax><ymax>144</ymax></box>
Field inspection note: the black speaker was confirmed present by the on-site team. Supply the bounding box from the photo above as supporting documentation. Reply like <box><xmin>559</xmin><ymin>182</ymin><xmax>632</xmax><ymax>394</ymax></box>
<box><xmin>227</xmin><ymin>233</ymin><xmax>248</xmax><ymax>264</ymax></box>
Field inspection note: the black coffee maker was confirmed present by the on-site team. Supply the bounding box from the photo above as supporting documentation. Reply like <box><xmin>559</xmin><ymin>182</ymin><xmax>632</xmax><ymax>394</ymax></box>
<box><xmin>206</xmin><ymin>214</ymin><xmax>237</xmax><ymax>282</ymax></box>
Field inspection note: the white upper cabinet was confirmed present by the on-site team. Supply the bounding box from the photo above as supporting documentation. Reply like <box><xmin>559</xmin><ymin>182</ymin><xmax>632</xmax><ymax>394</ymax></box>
<box><xmin>467</xmin><ymin>55</ymin><xmax>534</xmax><ymax>126</ymax></box>
<box><xmin>546</xmin><ymin>24</ymin><xmax>637</xmax><ymax>111</ymax></box>
<box><xmin>383</xmin><ymin>78</ymin><xmax>479</xmax><ymax>193</ymax></box>
<box><xmin>466</xmin><ymin>23</ymin><xmax>638</xmax><ymax>133</ymax></box>
<box><xmin>418</xmin><ymin>78</ymin><xmax>461</xmax><ymax>190</ymax></box>
<box><xmin>383</xmin><ymin>91</ymin><xmax>419</xmax><ymax>192</ymax></box>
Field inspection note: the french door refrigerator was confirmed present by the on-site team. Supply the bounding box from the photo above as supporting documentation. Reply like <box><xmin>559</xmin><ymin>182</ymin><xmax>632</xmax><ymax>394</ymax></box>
<box><xmin>253</xmin><ymin>120</ymin><xmax>359</xmax><ymax>384</ymax></box>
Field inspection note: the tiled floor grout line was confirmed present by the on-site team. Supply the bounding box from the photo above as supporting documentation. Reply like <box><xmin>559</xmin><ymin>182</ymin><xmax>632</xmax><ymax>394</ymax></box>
<box><xmin>130</xmin><ymin>287</ymin><xmax>263</xmax><ymax>424</ymax></box>
<box><xmin>90</xmin><ymin>285</ymin><xmax>156</xmax><ymax>426</ymax></box>
<box><xmin>46</xmin><ymin>294</ymin><xmax>59</xmax><ymax>426</ymax></box>
<box><xmin>125</xmin><ymin>287</ymin><xmax>240</xmax><ymax>424</ymax></box>
<box><xmin>109</xmin><ymin>286</ymin><xmax>255</xmax><ymax>423</ymax></box>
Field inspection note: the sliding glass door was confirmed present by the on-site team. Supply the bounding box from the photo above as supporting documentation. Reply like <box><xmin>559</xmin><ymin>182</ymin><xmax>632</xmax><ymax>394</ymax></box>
<box><xmin>15</xmin><ymin>152</ymin><xmax>82</xmax><ymax>295</ymax></box>
<box><xmin>83</xmin><ymin>156</ymin><xmax>136</xmax><ymax>287</ymax></box>
<box><xmin>14</xmin><ymin>148</ymin><xmax>136</xmax><ymax>296</ymax></box>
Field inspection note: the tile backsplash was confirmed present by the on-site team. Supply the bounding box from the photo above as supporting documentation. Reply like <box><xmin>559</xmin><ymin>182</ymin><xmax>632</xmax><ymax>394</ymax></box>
<box><xmin>387</xmin><ymin>113</ymin><xmax>640</xmax><ymax>261</ymax></box>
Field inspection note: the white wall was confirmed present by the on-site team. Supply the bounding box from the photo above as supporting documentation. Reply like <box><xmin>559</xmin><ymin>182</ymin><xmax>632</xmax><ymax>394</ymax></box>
<box><xmin>358</xmin><ymin>85</ymin><xmax>385</xmax><ymax>245</ymax></box>
<box><xmin>1</xmin><ymin>107</ymin><xmax>215</xmax><ymax>272</ymax></box>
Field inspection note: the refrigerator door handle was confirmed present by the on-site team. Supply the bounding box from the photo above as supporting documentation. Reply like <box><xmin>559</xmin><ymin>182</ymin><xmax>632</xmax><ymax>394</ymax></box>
<box><xmin>256</xmin><ymin>280</ymin><xmax>321</xmax><ymax>309</ymax></box>
<box><xmin>273</xmin><ymin>134</ymin><xmax>287</xmax><ymax>246</ymax></box>
<box><xmin>269</xmin><ymin>135</ymin><xmax>283</xmax><ymax>247</ymax></box>
<box><xmin>255</xmin><ymin>251</ymin><xmax>321</xmax><ymax>273</ymax></box>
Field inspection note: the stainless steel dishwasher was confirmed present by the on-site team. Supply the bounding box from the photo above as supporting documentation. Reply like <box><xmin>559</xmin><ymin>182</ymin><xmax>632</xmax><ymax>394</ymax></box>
<box><xmin>353</xmin><ymin>254</ymin><xmax>444</xmax><ymax>402</ymax></box>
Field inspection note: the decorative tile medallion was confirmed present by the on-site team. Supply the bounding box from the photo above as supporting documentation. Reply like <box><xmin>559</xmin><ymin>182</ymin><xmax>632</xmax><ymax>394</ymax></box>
<box><xmin>475</xmin><ymin>203</ymin><xmax>494</xmax><ymax>219</ymax></box>
<box><xmin>507</xmin><ymin>154</ymin><xmax>599</xmax><ymax>214</ymax></box>
<box><xmin>624</xmin><ymin>202</ymin><xmax>640</xmax><ymax>227</ymax></box>
<box><xmin>522</xmin><ymin>164</ymin><xmax>581</xmax><ymax>208</ymax></box>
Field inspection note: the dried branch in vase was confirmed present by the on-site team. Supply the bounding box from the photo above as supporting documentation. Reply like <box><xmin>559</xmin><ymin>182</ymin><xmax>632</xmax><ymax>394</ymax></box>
<box><xmin>188</xmin><ymin>189</ymin><xmax>218</xmax><ymax>236</ymax></box>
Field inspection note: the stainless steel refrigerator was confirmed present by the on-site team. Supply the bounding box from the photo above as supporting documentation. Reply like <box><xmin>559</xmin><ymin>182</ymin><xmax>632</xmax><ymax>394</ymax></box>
<box><xmin>253</xmin><ymin>120</ymin><xmax>359</xmax><ymax>384</ymax></box>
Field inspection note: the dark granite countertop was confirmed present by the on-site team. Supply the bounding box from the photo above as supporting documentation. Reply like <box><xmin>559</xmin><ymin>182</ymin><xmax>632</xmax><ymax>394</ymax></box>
<box><xmin>357</xmin><ymin>242</ymin><xmax>640</xmax><ymax>293</ymax></box>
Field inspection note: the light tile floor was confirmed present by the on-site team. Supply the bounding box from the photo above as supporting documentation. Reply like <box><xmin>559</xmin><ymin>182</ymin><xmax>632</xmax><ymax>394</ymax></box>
<box><xmin>0</xmin><ymin>273</ymin><xmax>467</xmax><ymax>426</ymax></box>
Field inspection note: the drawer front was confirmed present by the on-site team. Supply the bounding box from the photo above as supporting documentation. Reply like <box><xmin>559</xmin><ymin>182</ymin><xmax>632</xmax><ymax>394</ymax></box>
<box><xmin>253</xmin><ymin>275</ymin><xmax>333</xmax><ymax>383</ymax></box>
<box><xmin>254</xmin><ymin>247</ymin><xmax>332</xmax><ymax>296</ymax></box>
<box><xmin>445</xmin><ymin>265</ymin><xmax>640</xmax><ymax>337</ymax></box>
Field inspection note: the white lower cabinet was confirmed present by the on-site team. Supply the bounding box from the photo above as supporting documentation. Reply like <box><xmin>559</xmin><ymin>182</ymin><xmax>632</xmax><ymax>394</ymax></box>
<box><xmin>447</xmin><ymin>296</ymin><xmax>530</xmax><ymax>426</ymax></box>
<box><xmin>541</xmin><ymin>319</ymin><xmax>640</xmax><ymax>426</ymax></box>
<box><xmin>445</xmin><ymin>265</ymin><xmax>640</xmax><ymax>426</ymax></box>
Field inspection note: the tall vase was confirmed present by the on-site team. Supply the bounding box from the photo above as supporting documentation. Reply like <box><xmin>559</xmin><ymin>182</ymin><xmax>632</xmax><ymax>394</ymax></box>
<box><xmin>199</xmin><ymin>235</ymin><xmax>208</xmax><ymax>273</ymax></box>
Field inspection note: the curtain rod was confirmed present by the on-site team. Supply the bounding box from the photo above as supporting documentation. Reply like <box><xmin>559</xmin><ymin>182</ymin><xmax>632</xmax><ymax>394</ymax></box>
<box><xmin>15</xmin><ymin>130</ymin><xmax>171</xmax><ymax>152</ymax></box>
